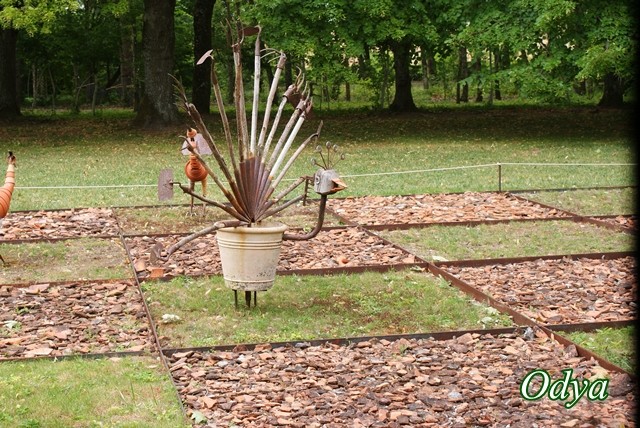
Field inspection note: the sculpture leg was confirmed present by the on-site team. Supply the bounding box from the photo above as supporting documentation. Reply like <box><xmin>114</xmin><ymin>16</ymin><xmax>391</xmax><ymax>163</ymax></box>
<box><xmin>189</xmin><ymin>180</ymin><xmax>195</xmax><ymax>215</ymax></box>
<box><xmin>201</xmin><ymin>177</ymin><xmax>207</xmax><ymax>216</ymax></box>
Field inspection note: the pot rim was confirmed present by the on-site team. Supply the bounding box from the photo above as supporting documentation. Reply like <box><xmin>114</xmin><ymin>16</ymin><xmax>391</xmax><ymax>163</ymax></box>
<box><xmin>217</xmin><ymin>221</ymin><xmax>288</xmax><ymax>234</ymax></box>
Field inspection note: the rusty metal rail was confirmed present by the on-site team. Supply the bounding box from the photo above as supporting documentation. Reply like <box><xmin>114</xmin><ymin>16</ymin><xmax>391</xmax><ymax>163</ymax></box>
<box><xmin>1</xmin><ymin>188</ymin><xmax>635</xmax><ymax>400</ymax></box>
<box><xmin>161</xmin><ymin>327</ymin><xmax>524</xmax><ymax>356</ymax></box>
<box><xmin>432</xmin><ymin>251</ymin><xmax>634</xmax><ymax>268</ymax></box>
<box><xmin>361</xmin><ymin>216</ymin><xmax>584</xmax><ymax>232</ymax></box>
<box><xmin>113</xmin><ymin>209</ymin><xmax>190</xmax><ymax>422</ymax></box>
<box><xmin>511</xmin><ymin>193</ymin><xmax>634</xmax><ymax>234</ymax></box>
<box><xmin>160</xmin><ymin>323</ymin><xmax>634</xmax><ymax>377</ymax></box>
<box><xmin>0</xmin><ymin>277</ymin><xmax>136</xmax><ymax>289</ymax></box>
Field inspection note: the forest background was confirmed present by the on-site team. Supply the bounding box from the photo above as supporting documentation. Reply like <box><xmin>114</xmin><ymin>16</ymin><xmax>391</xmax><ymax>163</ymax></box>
<box><xmin>0</xmin><ymin>0</ymin><xmax>636</xmax><ymax>125</ymax></box>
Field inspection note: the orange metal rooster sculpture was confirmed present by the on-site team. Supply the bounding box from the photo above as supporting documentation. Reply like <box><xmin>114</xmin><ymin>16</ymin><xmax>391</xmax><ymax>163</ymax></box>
<box><xmin>0</xmin><ymin>151</ymin><xmax>16</xmax><ymax>264</ymax></box>
<box><xmin>181</xmin><ymin>128</ymin><xmax>212</xmax><ymax>214</ymax></box>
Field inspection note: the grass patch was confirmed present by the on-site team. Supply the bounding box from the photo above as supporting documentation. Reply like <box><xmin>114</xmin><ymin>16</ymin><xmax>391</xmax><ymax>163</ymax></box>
<box><xmin>142</xmin><ymin>270</ymin><xmax>512</xmax><ymax>348</ymax></box>
<box><xmin>3</xmin><ymin>107</ymin><xmax>633</xmax><ymax>210</ymax></box>
<box><xmin>566</xmin><ymin>327</ymin><xmax>636</xmax><ymax>373</ymax></box>
<box><xmin>380</xmin><ymin>220</ymin><xmax>633</xmax><ymax>261</ymax></box>
<box><xmin>519</xmin><ymin>188</ymin><xmax>635</xmax><ymax>216</ymax></box>
<box><xmin>0</xmin><ymin>238</ymin><xmax>131</xmax><ymax>284</ymax></box>
<box><xmin>0</xmin><ymin>356</ymin><xmax>188</xmax><ymax>428</ymax></box>
<box><xmin>115</xmin><ymin>203</ymin><xmax>342</xmax><ymax>235</ymax></box>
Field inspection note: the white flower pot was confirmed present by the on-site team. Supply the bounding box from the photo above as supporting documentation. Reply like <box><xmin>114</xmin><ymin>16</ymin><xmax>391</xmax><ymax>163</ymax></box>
<box><xmin>216</xmin><ymin>222</ymin><xmax>288</xmax><ymax>291</ymax></box>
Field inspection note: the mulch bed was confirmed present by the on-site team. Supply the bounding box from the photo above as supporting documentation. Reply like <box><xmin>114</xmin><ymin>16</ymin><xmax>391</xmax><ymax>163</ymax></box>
<box><xmin>168</xmin><ymin>330</ymin><xmax>635</xmax><ymax>427</ymax></box>
<box><xmin>0</xmin><ymin>281</ymin><xmax>154</xmax><ymax>359</ymax></box>
<box><xmin>593</xmin><ymin>215</ymin><xmax>636</xmax><ymax>231</ymax></box>
<box><xmin>442</xmin><ymin>257</ymin><xmax>636</xmax><ymax>325</ymax></box>
<box><xmin>328</xmin><ymin>192</ymin><xmax>571</xmax><ymax>226</ymax></box>
<box><xmin>0</xmin><ymin>208</ymin><xmax>119</xmax><ymax>241</ymax></box>
<box><xmin>114</xmin><ymin>203</ymin><xmax>341</xmax><ymax>236</ymax></box>
<box><xmin>126</xmin><ymin>228</ymin><xmax>414</xmax><ymax>280</ymax></box>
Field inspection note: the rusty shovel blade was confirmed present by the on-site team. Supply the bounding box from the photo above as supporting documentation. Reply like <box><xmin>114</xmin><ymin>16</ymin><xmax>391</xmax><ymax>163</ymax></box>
<box><xmin>158</xmin><ymin>169</ymin><xmax>174</xmax><ymax>201</ymax></box>
<box><xmin>149</xmin><ymin>242</ymin><xmax>164</xmax><ymax>264</ymax></box>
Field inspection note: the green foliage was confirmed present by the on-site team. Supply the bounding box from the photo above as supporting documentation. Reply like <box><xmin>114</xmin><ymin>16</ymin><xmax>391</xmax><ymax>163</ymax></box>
<box><xmin>4</xmin><ymin>0</ymin><xmax>636</xmax><ymax>112</ymax></box>
<box><xmin>0</xmin><ymin>0</ymin><xmax>79</xmax><ymax>34</ymax></box>
<box><xmin>575</xmin><ymin>1</ymin><xmax>636</xmax><ymax>81</ymax></box>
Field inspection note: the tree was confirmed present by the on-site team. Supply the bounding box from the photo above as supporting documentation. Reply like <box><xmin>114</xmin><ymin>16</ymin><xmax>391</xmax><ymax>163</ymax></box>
<box><xmin>349</xmin><ymin>0</ymin><xmax>439</xmax><ymax>111</ymax></box>
<box><xmin>134</xmin><ymin>0</ymin><xmax>178</xmax><ymax>127</ymax></box>
<box><xmin>247</xmin><ymin>0</ymin><xmax>436</xmax><ymax>111</ymax></box>
<box><xmin>388</xmin><ymin>39</ymin><xmax>416</xmax><ymax>111</ymax></box>
<box><xmin>0</xmin><ymin>27</ymin><xmax>18</xmax><ymax>117</ymax></box>
<box><xmin>191</xmin><ymin>0</ymin><xmax>215</xmax><ymax>114</ymax></box>
<box><xmin>574</xmin><ymin>0</ymin><xmax>636</xmax><ymax>107</ymax></box>
<box><xmin>0</xmin><ymin>0</ymin><xmax>78</xmax><ymax>118</ymax></box>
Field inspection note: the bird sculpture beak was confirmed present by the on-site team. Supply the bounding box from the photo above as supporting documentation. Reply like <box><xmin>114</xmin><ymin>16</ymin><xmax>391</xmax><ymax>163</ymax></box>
<box><xmin>331</xmin><ymin>177</ymin><xmax>347</xmax><ymax>193</ymax></box>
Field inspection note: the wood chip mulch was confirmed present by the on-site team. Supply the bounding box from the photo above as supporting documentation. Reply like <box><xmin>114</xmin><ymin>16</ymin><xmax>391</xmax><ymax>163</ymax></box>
<box><xmin>0</xmin><ymin>281</ymin><xmax>154</xmax><ymax>359</ymax></box>
<box><xmin>168</xmin><ymin>330</ymin><xmax>635</xmax><ymax>427</ymax></box>
<box><xmin>0</xmin><ymin>208</ymin><xmax>120</xmax><ymax>240</ymax></box>
<box><xmin>126</xmin><ymin>228</ymin><xmax>414</xmax><ymax>280</ymax></box>
<box><xmin>442</xmin><ymin>257</ymin><xmax>636</xmax><ymax>325</ymax></box>
<box><xmin>328</xmin><ymin>192</ymin><xmax>571</xmax><ymax>226</ymax></box>
<box><xmin>593</xmin><ymin>215</ymin><xmax>636</xmax><ymax>231</ymax></box>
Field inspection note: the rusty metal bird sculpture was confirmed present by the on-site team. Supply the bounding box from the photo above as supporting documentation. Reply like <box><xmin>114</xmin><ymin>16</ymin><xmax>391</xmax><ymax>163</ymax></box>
<box><xmin>0</xmin><ymin>151</ymin><xmax>16</xmax><ymax>264</ymax></box>
<box><xmin>181</xmin><ymin>128</ymin><xmax>212</xmax><ymax>214</ymax></box>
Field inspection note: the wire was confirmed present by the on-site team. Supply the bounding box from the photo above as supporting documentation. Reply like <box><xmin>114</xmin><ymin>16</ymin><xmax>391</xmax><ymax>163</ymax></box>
<box><xmin>14</xmin><ymin>162</ymin><xmax>635</xmax><ymax>190</ymax></box>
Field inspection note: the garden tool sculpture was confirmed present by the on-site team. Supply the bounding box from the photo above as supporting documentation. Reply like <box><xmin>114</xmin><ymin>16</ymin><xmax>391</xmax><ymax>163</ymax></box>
<box><xmin>153</xmin><ymin>26</ymin><xmax>349</xmax><ymax>308</ymax></box>
<box><xmin>0</xmin><ymin>151</ymin><xmax>16</xmax><ymax>264</ymax></box>
<box><xmin>182</xmin><ymin>128</ymin><xmax>212</xmax><ymax>214</ymax></box>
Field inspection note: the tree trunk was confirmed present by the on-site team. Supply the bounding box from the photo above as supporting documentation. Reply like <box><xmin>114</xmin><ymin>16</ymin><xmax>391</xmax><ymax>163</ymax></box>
<box><xmin>119</xmin><ymin>15</ymin><xmax>136</xmax><ymax>108</ymax></box>
<box><xmin>487</xmin><ymin>51</ymin><xmax>494</xmax><ymax>106</ymax></box>
<box><xmin>284</xmin><ymin>60</ymin><xmax>293</xmax><ymax>88</ymax></box>
<box><xmin>192</xmin><ymin>0</ymin><xmax>215</xmax><ymax>114</ymax></box>
<box><xmin>134</xmin><ymin>0</ymin><xmax>178</xmax><ymax>128</ymax></box>
<box><xmin>31</xmin><ymin>65</ymin><xmax>37</xmax><ymax>108</ymax></box>
<box><xmin>358</xmin><ymin>44</ymin><xmax>371</xmax><ymax>79</ymax></box>
<box><xmin>48</xmin><ymin>66</ymin><xmax>56</xmax><ymax>113</ymax></box>
<box><xmin>379</xmin><ymin>49</ymin><xmax>390</xmax><ymax>109</ymax></box>
<box><xmin>456</xmin><ymin>46</ymin><xmax>469</xmax><ymax>103</ymax></box>
<box><xmin>493</xmin><ymin>48</ymin><xmax>502</xmax><ymax>101</ymax></box>
<box><xmin>598</xmin><ymin>73</ymin><xmax>624</xmax><ymax>107</ymax></box>
<box><xmin>473</xmin><ymin>57</ymin><xmax>483</xmax><ymax>102</ymax></box>
<box><xmin>388</xmin><ymin>39</ymin><xmax>417</xmax><ymax>112</ymax></box>
<box><xmin>0</xmin><ymin>28</ymin><xmax>20</xmax><ymax>118</ymax></box>
<box><xmin>420</xmin><ymin>46</ymin><xmax>429</xmax><ymax>90</ymax></box>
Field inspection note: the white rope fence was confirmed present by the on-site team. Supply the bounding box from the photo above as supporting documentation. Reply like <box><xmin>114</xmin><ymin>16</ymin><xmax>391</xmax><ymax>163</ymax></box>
<box><xmin>15</xmin><ymin>162</ymin><xmax>635</xmax><ymax>190</ymax></box>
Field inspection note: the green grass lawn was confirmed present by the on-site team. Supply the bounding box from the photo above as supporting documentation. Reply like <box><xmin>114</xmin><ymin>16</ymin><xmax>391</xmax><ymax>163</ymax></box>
<box><xmin>0</xmin><ymin>356</ymin><xmax>189</xmax><ymax>428</ymax></box>
<box><xmin>519</xmin><ymin>188</ymin><xmax>635</xmax><ymax>216</ymax></box>
<box><xmin>0</xmin><ymin>238</ymin><xmax>131</xmax><ymax>284</ymax></box>
<box><xmin>566</xmin><ymin>326</ymin><xmax>635</xmax><ymax>373</ymax></box>
<box><xmin>2</xmin><ymin>106</ymin><xmax>633</xmax><ymax>210</ymax></box>
<box><xmin>143</xmin><ymin>270</ymin><xmax>512</xmax><ymax>348</ymax></box>
<box><xmin>380</xmin><ymin>220</ymin><xmax>633</xmax><ymax>261</ymax></box>
<box><xmin>0</xmin><ymin>106</ymin><xmax>634</xmax><ymax>425</ymax></box>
